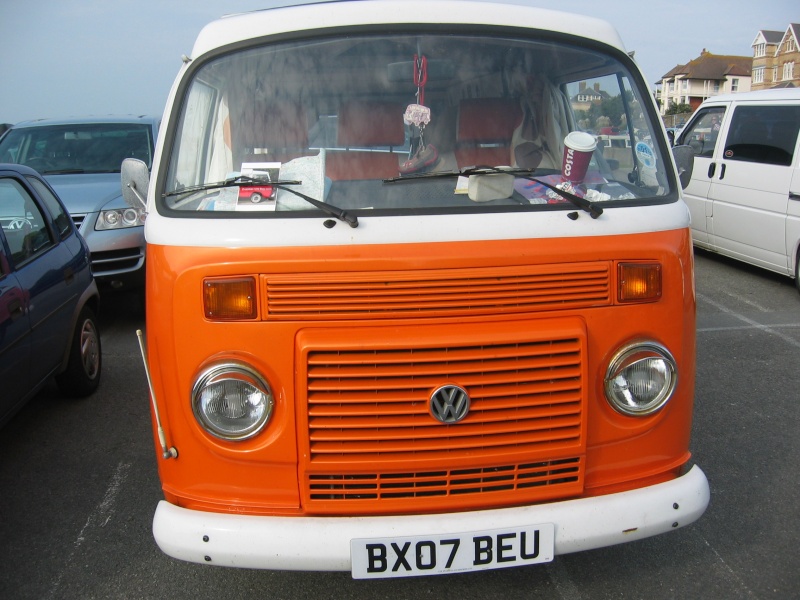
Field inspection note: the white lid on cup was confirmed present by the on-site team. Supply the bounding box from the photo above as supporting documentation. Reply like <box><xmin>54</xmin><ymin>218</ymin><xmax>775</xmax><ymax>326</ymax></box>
<box><xmin>564</xmin><ymin>131</ymin><xmax>597</xmax><ymax>152</ymax></box>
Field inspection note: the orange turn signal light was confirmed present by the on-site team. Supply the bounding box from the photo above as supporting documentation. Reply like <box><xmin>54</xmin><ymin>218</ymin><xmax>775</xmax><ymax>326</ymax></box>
<box><xmin>618</xmin><ymin>263</ymin><xmax>662</xmax><ymax>303</ymax></box>
<box><xmin>203</xmin><ymin>277</ymin><xmax>258</xmax><ymax>320</ymax></box>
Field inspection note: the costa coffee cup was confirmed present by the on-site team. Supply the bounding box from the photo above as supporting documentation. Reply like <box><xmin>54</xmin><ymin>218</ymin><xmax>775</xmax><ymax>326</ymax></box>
<box><xmin>562</xmin><ymin>131</ymin><xmax>597</xmax><ymax>183</ymax></box>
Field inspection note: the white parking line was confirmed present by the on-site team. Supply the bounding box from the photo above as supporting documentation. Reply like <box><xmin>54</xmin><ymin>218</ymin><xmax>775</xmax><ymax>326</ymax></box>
<box><xmin>697</xmin><ymin>293</ymin><xmax>800</xmax><ymax>350</ymax></box>
<box><xmin>45</xmin><ymin>461</ymin><xmax>131</xmax><ymax>600</ymax></box>
<box><xmin>700</xmin><ymin>534</ymin><xmax>758</xmax><ymax>599</ymax></box>
<box><xmin>719</xmin><ymin>290</ymin><xmax>771</xmax><ymax>313</ymax></box>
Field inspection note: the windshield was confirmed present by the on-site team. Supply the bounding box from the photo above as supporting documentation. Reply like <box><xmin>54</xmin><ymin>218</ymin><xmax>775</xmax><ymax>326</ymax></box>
<box><xmin>162</xmin><ymin>32</ymin><xmax>674</xmax><ymax>216</ymax></box>
<box><xmin>0</xmin><ymin>123</ymin><xmax>155</xmax><ymax>174</ymax></box>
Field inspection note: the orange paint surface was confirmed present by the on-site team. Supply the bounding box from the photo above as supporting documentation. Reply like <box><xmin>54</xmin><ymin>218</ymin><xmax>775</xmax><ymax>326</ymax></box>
<box><xmin>145</xmin><ymin>229</ymin><xmax>696</xmax><ymax>516</ymax></box>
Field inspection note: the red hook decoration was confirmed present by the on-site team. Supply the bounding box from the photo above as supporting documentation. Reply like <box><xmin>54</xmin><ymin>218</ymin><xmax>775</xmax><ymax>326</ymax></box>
<box><xmin>413</xmin><ymin>54</ymin><xmax>428</xmax><ymax>105</ymax></box>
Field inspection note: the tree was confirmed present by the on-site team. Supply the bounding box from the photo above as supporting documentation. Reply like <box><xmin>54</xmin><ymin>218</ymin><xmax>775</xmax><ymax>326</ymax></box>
<box><xmin>665</xmin><ymin>102</ymin><xmax>692</xmax><ymax>116</ymax></box>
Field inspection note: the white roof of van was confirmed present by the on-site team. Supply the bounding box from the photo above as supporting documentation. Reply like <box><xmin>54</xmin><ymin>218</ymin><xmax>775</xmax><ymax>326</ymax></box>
<box><xmin>190</xmin><ymin>0</ymin><xmax>625</xmax><ymax>60</ymax></box>
<box><xmin>699</xmin><ymin>88</ymin><xmax>800</xmax><ymax>105</ymax></box>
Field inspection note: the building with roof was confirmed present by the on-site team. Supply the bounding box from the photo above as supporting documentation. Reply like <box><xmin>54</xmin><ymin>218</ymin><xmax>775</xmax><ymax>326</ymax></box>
<box><xmin>751</xmin><ymin>24</ymin><xmax>800</xmax><ymax>91</ymax></box>
<box><xmin>658</xmin><ymin>50</ymin><xmax>752</xmax><ymax>115</ymax></box>
<box><xmin>570</xmin><ymin>81</ymin><xmax>612</xmax><ymax>112</ymax></box>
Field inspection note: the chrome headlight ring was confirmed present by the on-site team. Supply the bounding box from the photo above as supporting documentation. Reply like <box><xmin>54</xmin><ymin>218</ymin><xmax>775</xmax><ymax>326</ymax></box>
<box><xmin>191</xmin><ymin>361</ymin><xmax>274</xmax><ymax>441</ymax></box>
<box><xmin>604</xmin><ymin>342</ymin><xmax>678</xmax><ymax>416</ymax></box>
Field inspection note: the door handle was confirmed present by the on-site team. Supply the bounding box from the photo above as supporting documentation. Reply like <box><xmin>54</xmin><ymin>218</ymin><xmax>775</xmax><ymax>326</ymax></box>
<box><xmin>719</xmin><ymin>163</ymin><xmax>726</xmax><ymax>180</ymax></box>
<box><xmin>707</xmin><ymin>163</ymin><xmax>716</xmax><ymax>178</ymax></box>
<box><xmin>790</xmin><ymin>192</ymin><xmax>800</xmax><ymax>201</ymax></box>
<box><xmin>8</xmin><ymin>298</ymin><xmax>24</xmax><ymax>320</ymax></box>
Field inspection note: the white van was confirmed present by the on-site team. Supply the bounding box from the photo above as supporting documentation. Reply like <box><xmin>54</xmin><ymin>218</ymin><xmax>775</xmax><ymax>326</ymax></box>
<box><xmin>676</xmin><ymin>89</ymin><xmax>800</xmax><ymax>290</ymax></box>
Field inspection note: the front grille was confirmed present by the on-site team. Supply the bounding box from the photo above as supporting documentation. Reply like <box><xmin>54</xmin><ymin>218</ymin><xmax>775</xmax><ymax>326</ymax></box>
<box><xmin>309</xmin><ymin>458</ymin><xmax>581</xmax><ymax>501</ymax></box>
<box><xmin>299</xmin><ymin>320</ymin><xmax>586</xmax><ymax>513</ymax></box>
<box><xmin>264</xmin><ymin>262</ymin><xmax>610</xmax><ymax>320</ymax></box>
<box><xmin>90</xmin><ymin>248</ymin><xmax>144</xmax><ymax>274</ymax></box>
<box><xmin>71</xmin><ymin>213</ymin><xmax>87</xmax><ymax>231</ymax></box>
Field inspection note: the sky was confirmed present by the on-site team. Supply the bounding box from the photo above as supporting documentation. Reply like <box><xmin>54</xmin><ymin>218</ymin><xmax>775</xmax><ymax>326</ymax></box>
<box><xmin>2</xmin><ymin>0</ymin><xmax>798</xmax><ymax>125</ymax></box>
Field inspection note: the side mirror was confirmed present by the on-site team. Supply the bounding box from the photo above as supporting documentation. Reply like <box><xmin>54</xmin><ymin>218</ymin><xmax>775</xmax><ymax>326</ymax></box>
<box><xmin>121</xmin><ymin>158</ymin><xmax>150</xmax><ymax>210</ymax></box>
<box><xmin>671</xmin><ymin>145</ymin><xmax>694</xmax><ymax>189</ymax></box>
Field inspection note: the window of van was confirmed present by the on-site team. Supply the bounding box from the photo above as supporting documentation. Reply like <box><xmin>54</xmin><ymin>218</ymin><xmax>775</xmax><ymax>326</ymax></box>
<box><xmin>723</xmin><ymin>105</ymin><xmax>800</xmax><ymax>167</ymax></box>
<box><xmin>680</xmin><ymin>107</ymin><xmax>725</xmax><ymax>158</ymax></box>
<box><xmin>161</xmin><ymin>32</ymin><xmax>675</xmax><ymax>217</ymax></box>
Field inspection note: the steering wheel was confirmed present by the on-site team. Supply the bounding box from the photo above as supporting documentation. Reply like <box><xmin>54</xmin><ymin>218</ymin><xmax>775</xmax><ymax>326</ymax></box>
<box><xmin>7</xmin><ymin>218</ymin><xmax>32</xmax><ymax>230</ymax></box>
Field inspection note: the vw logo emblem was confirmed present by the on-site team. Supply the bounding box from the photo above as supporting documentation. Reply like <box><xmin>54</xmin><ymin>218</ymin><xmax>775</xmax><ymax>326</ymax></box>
<box><xmin>429</xmin><ymin>385</ymin><xmax>470</xmax><ymax>423</ymax></box>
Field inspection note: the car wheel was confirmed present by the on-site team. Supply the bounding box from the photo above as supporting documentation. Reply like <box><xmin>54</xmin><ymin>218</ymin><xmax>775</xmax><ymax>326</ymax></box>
<box><xmin>250</xmin><ymin>192</ymin><xmax>263</xmax><ymax>203</ymax></box>
<box><xmin>56</xmin><ymin>306</ymin><xmax>102</xmax><ymax>397</ymax></box>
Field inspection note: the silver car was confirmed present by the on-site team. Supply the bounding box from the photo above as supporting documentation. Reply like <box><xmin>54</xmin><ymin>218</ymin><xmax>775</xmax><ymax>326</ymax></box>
<box><xmin>0</xmin><ymin>116</ymin><xmax>159</xmax><ymax>289</ymax></box>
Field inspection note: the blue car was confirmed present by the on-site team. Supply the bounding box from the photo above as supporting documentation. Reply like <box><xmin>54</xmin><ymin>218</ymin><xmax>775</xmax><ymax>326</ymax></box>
<box><xmin>0</xmin><ymin>116</ymin><xmax>159</xmax><ymax>289</ymax></box>
<box><xmin>0</xmin><ymin>163</ymin><xmax>101</xmax><ymax>426</ymax></box>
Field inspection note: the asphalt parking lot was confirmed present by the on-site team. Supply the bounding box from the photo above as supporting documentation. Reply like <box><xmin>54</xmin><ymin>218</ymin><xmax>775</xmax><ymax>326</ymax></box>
<box><xmin>1</xmin><ymin>248</ymin><xmax>799</xmax><ymax>599</ymax></box>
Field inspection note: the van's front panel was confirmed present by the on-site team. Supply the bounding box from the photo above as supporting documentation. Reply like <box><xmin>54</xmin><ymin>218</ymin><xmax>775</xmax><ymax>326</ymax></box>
<box><xmin>139</xmin><ymin>1</ymin><xmax>708</xmax><ymax>574</ymax></box>
<box><xmin>147</xmin><ymin>228</ymin><xmax>695</xmax><ymax>514</ymax></box>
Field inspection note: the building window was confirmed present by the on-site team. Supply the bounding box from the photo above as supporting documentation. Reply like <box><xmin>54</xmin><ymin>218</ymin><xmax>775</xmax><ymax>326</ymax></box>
<box><xmin>713</xmin><ymin>81</ymin><xmax>720</xmax><ymax>93</ymax></box>
<box><xmin>787</xmin><ymin>39</ymin><xmax>796</xmax><ymax>53</ymax></box>
<box><xmin>753</xmin><ymin>67</ymin><xmax>764</xmax><ymax>84</ymax></box>
<box><xmin>681</xmin><ymin>79</ymin><xmax>688</xmax><ymax>91</ymax></box>
<box><xmin>731</xmin><ymin>78</ymin><xmax>739</xmax><ymax>92</ymax></box>
<box><xmin>783</xmin><ymin>62</ymin><xmax>795</xmax><ymax>81</ymax></box>
<box><xmin>755</xmin><ymin>43</ymin><xmax>765</xmax><ymax>57</ymax></box>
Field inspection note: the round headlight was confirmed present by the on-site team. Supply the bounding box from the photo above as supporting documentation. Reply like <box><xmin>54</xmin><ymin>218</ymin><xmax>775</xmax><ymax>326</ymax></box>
<box><xmin>192</xmin><ymin>362</ymin><xmax>274</xmax><ymax>440</ymax></box>
<box><xmin>123</xmin><ymin>208</ymin><xmax>140</xmax><ymax>226</ymax></box>
<box><xmin>103</xmin><ymin>210</ymin><xmax>121</xmax><ymax>227</ymax></box>
<box><xmin>604</xmin><ymin>343</ymin><xmax>677</xmax><ymax>416</ymax></box>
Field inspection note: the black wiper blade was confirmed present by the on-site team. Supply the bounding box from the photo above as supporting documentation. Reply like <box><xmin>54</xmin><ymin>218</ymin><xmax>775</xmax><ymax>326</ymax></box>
<box><xmin>384</xmin><ymin>165</ymin><xmax>601</xmax><ymax>218</ymax></box>
<box><xmin>41</xmin><ymin>168</ymin><xmax>86</xmax><ymax>175</ymax></box>
<box><xmin>164</xmin><ymin>175</ymin><xmax>357</xmax><ymax>227</ymax></box>
<box><xmin>272</xmin><ymin>183</ymin><xmax>358</xmax><ymax>228</ymax></box>
<box><xmin>383</xmin><ymin>166</ymin><xmax>536</xmax><ymax>183</ymax></box>
<box><xmin>521</xmin><ymin>176</ymin><xmax>603</xmax><ymax>219</ymax></box>
<box><xmin>163</xmin><ymin>174</ymin><xmax>299</xmax><ymax>197</ymax></box>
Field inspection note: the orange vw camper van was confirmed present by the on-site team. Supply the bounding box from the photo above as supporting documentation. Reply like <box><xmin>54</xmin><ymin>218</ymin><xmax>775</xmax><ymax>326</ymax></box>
<box><xmin>122</xmin><ymin>0</ymin><xmax>707</xmax><ymax>578</ymax></box>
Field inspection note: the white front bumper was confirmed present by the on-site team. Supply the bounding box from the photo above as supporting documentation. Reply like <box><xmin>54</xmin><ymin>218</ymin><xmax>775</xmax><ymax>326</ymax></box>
<box><xmin>153</xmin><ymin>465</ymin><xmax>709</xmax><ymax>571</ymax></box>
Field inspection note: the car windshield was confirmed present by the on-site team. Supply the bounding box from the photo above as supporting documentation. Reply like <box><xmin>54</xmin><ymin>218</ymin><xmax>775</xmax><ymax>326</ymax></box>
<box><xmin>0</xmin><ymin>123</ymin><xmax>154</xmax><ymax>174</ymax></box>
<box><xmin>161</xmin><ymin>31</ymin><xmax>674</xmax><ymax>216</ymax></box>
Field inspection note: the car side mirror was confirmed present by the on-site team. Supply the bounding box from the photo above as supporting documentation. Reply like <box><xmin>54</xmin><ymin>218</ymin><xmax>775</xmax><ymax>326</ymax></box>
<box><xmin>671</xmin><ymin>145</ymin><xmax>694</xmax><ymax>189</ymax></box>
<box><xmin>121</xmin><ymin>158</ymin><xmax>150</xmax><ymax>210</ymax></box>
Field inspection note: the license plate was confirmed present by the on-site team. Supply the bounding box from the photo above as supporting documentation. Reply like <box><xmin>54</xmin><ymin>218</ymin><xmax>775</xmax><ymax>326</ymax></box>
<box><xmin>350</xmin><ymin>524</ymin><xmax>554</xmax><ymax>579</ymax></box>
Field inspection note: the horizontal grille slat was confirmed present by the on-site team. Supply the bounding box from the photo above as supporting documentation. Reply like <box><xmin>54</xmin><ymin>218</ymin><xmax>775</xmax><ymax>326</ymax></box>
<box><xmin>309</xmin><ymin>401</ymin><xmax>582</xmax><ymax>427</ymax></box>
<box><xmin>308</xmin><ymin>459</ymin><xmax>582</xmax><ymax>501</ymax></box>
<box><xmin>311</xmin><ymin>416</ymin><xmax>580</xmax><ymax>446</ymax></box>
<box><xmin>265</xmin><ymin>263</ymin><xmax>610</xmax><ymax>320</ymax></box>
<box><xmin>308</xmin><ymin>382</ymin><xmax>581</xmax><ymax>407</ymax></box>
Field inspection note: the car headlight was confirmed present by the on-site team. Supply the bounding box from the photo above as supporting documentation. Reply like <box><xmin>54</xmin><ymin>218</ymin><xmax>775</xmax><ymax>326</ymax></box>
<box><xmin>95</xmin><ymin>207</ymin><xmax>145</xmax><ymax>230</ymax></box>
<box><xmin>604</xmin><ymin>342</ymin><xmax>677</xmax><ymax>416</ymax></box>
<box><xmin>192</xmin><ymin>362</ymin><xmax>274</xmax><ymax>440</ymax></box>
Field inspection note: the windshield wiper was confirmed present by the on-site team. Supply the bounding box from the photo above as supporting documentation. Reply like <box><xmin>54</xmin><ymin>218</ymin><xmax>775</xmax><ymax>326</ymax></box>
<box><xmin>384</xmin><ymin>165</ymin><xmax>602</xmax><ymax>219</ymax></box>
<box><xmin>163</xmin><ymin>174</ymin><xmax>300</xmax><ymax>198</ymax></box>
<box><xmin>383</xmin><ymin>165</ymin><xmax>537</xmax><ymax>183</ymax></box>
<box><xmin>272</xmin><ymin>183</ymin><xmax>358</xmax><ymax>228</ymax></box>
<box><xmin>41</xmin><ymin>168</ymin><xmax>86</xmax><ymax>175</ymax></box>
<box><xmin>522</xmin><ymin>176</ymin><xmax>603</xmax><ymax>219</ymax></box>
<box><xmin>164</xmin><ymin>174</ymin><xmax>358</xmax><ymax>228</ymax></box>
